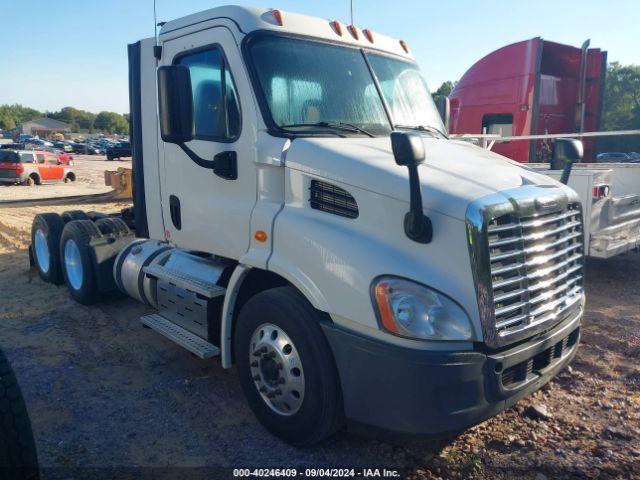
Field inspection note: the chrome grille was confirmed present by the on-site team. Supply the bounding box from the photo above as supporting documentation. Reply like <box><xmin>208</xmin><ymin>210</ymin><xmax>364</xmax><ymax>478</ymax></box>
<box><xmin>488</xmin><ymin>203</ymin><xmax>584</xmax><ymax>336</ymax></box>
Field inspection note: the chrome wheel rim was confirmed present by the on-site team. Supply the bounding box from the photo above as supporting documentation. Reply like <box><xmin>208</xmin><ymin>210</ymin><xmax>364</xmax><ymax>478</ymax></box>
<box><xmin>249</xmin><ymin>323</ymin><xmax>305</xmax><ymax>416</ymax></box>
<box><xmin>34</xmin><ymin>229</ymin><xmax>50</xmax><ymax>274</ymax></box>
<box><xmin>64</xmin><ymin>239</ymin><xmax>83</xmax><ymax>290</ymax></box>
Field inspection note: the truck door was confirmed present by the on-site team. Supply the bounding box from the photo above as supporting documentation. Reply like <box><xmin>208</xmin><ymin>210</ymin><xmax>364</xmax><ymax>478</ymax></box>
<box><xmin>159</xmin><ymin>27</ymin><xmax>256</xmax><ymax>259</ymax></box>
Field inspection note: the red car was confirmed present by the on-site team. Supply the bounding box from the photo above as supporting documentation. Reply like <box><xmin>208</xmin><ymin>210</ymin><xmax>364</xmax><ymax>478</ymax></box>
<box><xmin>40</xmin><ymin>147</ymin><xmax>74</xmax><ymax>165</ymax></box>
<box><xmin>0</xmin><ymin>150</ymin><xmax>76</xmax><ymax>185</ymax></box>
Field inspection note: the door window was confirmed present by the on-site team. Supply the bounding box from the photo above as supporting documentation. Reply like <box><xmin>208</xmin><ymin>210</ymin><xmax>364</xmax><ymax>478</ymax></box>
<box><xmin>36</xmin><ymin>153</ymin><xmax>45</xmax><ymax>164</ymax></box>
<box><xmin>21</xmin><ymin>153</ymin><xmax>35</xmax><ymax>163</ymax></box>
<box><xmin>482</xmin><ymin>114</ymin><xmax>514</xmax><ymax>137</ymax></box>
<box><xmin>46</xmin><ymin>154</ymin><xmax>58</xmax><ymax>164</ymax></box>
<box><xmin>175</xmin><ymin>47</ymin><xmax>240</xmax><ymax>141</ymax></box>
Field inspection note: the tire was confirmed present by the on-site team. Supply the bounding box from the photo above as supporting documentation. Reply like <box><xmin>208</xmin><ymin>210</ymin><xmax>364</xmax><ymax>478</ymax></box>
<box><xmin>61</xmin><ymin>210</ymin><xmax>89</xmax><ymax>223</ymax></box>
<box><xmin>234</xmin><ymin>287</ymin><xmax>344</xmax><ymax>446</ymax></box>
<box><xmin>31</xmin><ymin>213</ymin><xmax>65</xmax><ymax>285</ymax></box>
<box><xmin>0</xmin><ymin>349</ymin><xmax>39</xmax><ymax>480</ymax></box>
<box><xmin>95</xmin><ymin>217</ymin><xmax>130</xmax><ymax>236</ymax></box>
<box><xmin>59</xmin><ymin>220</ymin><xmax>102</xmax><ymax>305</ymax></box>
<box><xmin>24</xmin><ymin>175</ymin><xmax>37</xmax><ymax>187</ymax></box>
<box><xmin>63</xmin><ymin>173</ymin><xmax>75</xmax><ymax>183</ymax></box>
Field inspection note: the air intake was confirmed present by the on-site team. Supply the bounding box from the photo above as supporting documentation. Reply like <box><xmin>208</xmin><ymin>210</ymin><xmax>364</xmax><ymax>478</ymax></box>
<box><xmin>309</xmin><ymin>180</ymin><xmax>358</xmax><ymax>219</ymax></box>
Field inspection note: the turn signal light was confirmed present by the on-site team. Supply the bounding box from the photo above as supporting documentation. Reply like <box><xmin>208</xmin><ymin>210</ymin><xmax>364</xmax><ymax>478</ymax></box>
<box><xmin>254</xmin><ymin>230</ymin><xmax>268</xmax><ymax>243</ymax></box>
<box><xmin>399</xmin><ymin>40</ymin><xmax>409</xmax><ymax>53</ymax></box>
<box><xmin>271</xmin><ymin>9</ymin><xmax>283</xmax><ymax>26</ymax></box>
<box><xmin>347</xmin><ymin>25</ymin><xmax>359</xmax><ymax>40</ymax></box>
<box><xmin>373</xmin><ymin>282</ymin><xmax>399</xmax><ymax>334</ymax></box>
<box><xmin>15</xmin><ymin>165</ymin><xmax>24</xmax><ymax>174</ymax></box>
<box><xmin>330</xmin><ymin>20</ymin><xmax>342</xmax><ymax>36</ymax></box>
<box><xmin>362</xmin><ymin>29</ymin><xmax>374</xmax><ymax>43</ymax></box>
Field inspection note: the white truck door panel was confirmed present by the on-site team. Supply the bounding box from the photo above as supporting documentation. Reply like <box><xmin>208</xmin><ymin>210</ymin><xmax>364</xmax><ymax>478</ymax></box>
<box><xmin>159</xmin><ymin>27</ymin><xmax>256</xmax><ymax>259</ymax></box>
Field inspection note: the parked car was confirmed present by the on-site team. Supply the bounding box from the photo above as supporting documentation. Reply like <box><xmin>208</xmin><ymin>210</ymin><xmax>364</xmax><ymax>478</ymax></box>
<box><xmin>596</xmin><ymin>152</ymin><xmax>632</xmax><ymax>162</ymax></box>
<box><xmin>72</xmin><ymin>141</ymin><xmax>101</xmax><ymax>155</ymax></box>
<box><xmin>106</xmin><ymin>141</ymin><xmax>131</xmax><ymax>160</ymax></box>
<box><xmin>0</xmin><ymin>150</ymin><xmax>76</xmax><ymax>185</ymax></box>
<box><xmin>24</xmin><ymin>138</ymin><xmax>53</xmax><ymax>148</ymax></box>
<box><xmin>40</xmin><ymin>147</ymin><xmax>74</xmax><ymax>165</ymax></box>
<box><xmin>52</xmin><ymin>141</ymin><xmax>73</xmax><ymax>153</ymax></box>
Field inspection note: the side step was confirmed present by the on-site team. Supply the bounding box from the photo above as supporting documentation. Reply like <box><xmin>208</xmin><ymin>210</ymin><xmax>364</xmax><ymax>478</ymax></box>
<box><xmin>141</xmin><ymin>313</ymin><xmax>220</xmax><ymax>359</ymax></box>
<box><xmin>143</xmin><ymin>264</ymin><xmax>226</xmax><ymax>298</ymax></box>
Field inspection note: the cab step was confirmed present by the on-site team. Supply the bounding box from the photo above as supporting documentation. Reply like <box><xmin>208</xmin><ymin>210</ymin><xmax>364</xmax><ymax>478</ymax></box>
<box><xmin>143</xmin><ymin>264</ymin><xmax>226</xmax><ymax>298</ymax></box>
<box><xmin>141</xmin><ymin>313</ymin><xmax>220</xmax><ymax>359</ymax></box>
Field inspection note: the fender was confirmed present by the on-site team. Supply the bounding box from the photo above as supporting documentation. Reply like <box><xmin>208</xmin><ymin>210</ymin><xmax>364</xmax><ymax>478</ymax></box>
<box><xmin>220</xmin><ymin>264</ymin><xmax>251</xmax><ymax>368</ymax></box>
<box><xmin>220</xmin><ymin>263</ymin><xmax>330</xmax><ymax>368</ymax></box>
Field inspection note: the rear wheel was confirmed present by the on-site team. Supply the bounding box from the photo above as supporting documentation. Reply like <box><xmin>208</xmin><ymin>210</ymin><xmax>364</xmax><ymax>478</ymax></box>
<box><xmin>31</xmin><ymin>213</ymin><xmax>65</xmax><ymax>285</ymax></box>
<box><xmin>0</xmin><ymin>349</ymin><xmax>39</xmax><ymax>480</ymax></box>
<box><xmin>59</xmin><ymin>220</ymin><xmax>102</xmax><ymax>305</ymax></box>
<box><xmin>234</xmin><ymin>287</ymin><xmax>344</xmax><ymax>446</ymax></box>
<box><xmin>24</xmin><ymin>175</ymin><xmax>37</xmax><ymax>187</ymax></box>
<box><xmin>61</xmin><ymin>210</ymin><xmax>89</xmax><ymax>223</ymax></box>
<box><xmin>95</xmin><ymin>217</ymin><xmax>130</xmax><ymax>236</ymax></box>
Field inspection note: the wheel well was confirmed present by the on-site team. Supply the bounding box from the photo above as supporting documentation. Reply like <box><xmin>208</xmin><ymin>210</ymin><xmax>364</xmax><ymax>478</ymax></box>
<box><xmin>228</xmin><ymin>269</ymin><xmax>292</xmax><ymax>364</ymax></box>
<box><xmin>29</xmin><ymin>172</ymin><xmax>40</xmax><ymax>183</ymax></box>
<box><xmin>65</xmin><ymin>172</ymin><xmax>76</xmax><ymax>181</ymax></box>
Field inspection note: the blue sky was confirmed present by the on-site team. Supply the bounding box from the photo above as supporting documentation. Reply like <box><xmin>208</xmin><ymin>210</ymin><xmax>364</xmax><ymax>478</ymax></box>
<box><xmin>0</xmin><ymin>0</ymin><xmax>637</xmax><ymax>114</ymax></box>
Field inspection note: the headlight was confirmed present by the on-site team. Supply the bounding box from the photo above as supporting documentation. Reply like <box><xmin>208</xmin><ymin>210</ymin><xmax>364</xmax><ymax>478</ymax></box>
<box><xmin>372</xmin><ymin>276</ymin><xmax>472</xmax><ymax>341</ymax></box>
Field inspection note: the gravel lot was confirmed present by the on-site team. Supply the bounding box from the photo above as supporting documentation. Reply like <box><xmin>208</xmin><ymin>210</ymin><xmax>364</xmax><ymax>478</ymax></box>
<box><xmin>0</xmin><ymin>155</ymin><xmax>130</xmax><ymax>202</ymax></box>
<box><xmin>0</xmin><ymin>202</ymin><xmax>638</xmax><ymax>479</ymax></box>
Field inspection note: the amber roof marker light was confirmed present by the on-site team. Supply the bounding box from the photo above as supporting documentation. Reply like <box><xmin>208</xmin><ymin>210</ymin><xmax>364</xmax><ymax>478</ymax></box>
<box><xmin>330</xmin><ymin>20</ymin><xmax>343</xmax><ymax>36</ymax></box>
<box><xmin>347</xmin><ymin>25</ymin><xmax>359</xmax><ymax>40</ymax></box>
<box><xmin>400</xmin><ymin>40</ymin><xmax>410</xmax><ymax>53</ymax></box>
<box><xmin>362</xmin><ymin>29</ymin><xmax>374</xmax><ymax>43</ymax></box>
<box><xmin>270</xmin><ymin>8</ymin><xmax>283</xmax><ymax>26</ymax></box>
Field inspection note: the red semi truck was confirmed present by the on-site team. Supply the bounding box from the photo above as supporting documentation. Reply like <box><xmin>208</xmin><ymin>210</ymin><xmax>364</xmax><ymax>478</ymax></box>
<box><xmin>449</xmin><ymin>37</ymin><xmax>607</xmax><ymax>163</ymax></box>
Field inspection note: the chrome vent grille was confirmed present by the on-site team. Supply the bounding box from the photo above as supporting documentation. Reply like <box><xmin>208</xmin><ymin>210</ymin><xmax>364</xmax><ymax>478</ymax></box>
<box><xmin>309</xmin><ymin>180</ymin><xmax>358</xmax><ymax>219</ymax></box>
<box><xmin>488</xmin><ymin>203</ymin><xmax>584</xmax><ymax>336</ymax></box>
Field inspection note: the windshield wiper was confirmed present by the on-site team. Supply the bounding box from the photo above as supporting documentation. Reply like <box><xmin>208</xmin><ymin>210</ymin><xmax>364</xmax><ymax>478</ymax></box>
<box><xmin>280</xmin><ymin>121</ymin><xmax>375</xmax><ymax>138</ymax></box>
<box><xmin>394</xmin><ymin>124</ymin><xmax>448</xmax><ymax>139</ymax></box>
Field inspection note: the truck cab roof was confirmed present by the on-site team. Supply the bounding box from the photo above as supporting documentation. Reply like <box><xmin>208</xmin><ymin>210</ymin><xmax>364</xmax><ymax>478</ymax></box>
<box><xmin>159</xmin><ymin>5</ymin><xmax>413</xmax><ymax>60</ymax></box>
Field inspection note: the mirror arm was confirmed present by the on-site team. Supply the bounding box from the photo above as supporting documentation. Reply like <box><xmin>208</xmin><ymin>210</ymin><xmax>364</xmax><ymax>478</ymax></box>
<box><xmin>560</xmin><ymin>161</ymin><xmax>573</xmax><ymax>185</ymax></box>
<box><xmin>177</xmin><ymin>142</ymin><xmax>215</xmax><ymax>169</ymax></box>
<box><xmin>404</xmin><ymin>165</ymin><xmax>433</xmax><ymax>244</ymax></box>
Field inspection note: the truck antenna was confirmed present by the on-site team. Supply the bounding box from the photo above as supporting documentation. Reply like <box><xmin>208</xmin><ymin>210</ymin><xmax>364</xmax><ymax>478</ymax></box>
<box><xmin>153</xmin><ymin>0</ymin><xmax>164</xmax><ymax>60</ymax></box>
<box><xmin>350</xmin><ymin>0</ymin><xmax>354</xmax><ymax>25</ymax></box>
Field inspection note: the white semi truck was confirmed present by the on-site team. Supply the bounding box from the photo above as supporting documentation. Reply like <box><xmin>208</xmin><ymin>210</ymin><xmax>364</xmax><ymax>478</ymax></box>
<box><xmin>30</xmin><ymin>6</ymin><xmax>585</xmax><ymax>445</ymax></box>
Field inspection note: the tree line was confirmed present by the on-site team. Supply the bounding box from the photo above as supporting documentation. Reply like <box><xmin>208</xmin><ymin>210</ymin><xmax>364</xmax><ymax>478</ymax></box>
<box><xmin>0</xmin><ymin>105</ymin><xmax>129</xmax><ymax>135</ymax></box>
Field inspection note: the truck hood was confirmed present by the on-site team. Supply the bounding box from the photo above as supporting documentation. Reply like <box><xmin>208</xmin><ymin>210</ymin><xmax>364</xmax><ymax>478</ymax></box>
<box><xmin>285</xmin><ymin>136</ymin><xmax>560</xmax><ymax>220</ymax></box>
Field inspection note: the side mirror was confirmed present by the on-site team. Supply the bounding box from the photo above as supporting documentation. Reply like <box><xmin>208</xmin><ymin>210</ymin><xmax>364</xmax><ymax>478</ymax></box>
<box><xmin>552</xmin><ymin>138</ymin><xmax>583</xmax><ymax>185</ymax></box>
<box><xmin>391</xmin><ymin>131</ymin><xmax>425</xmax><ymax>167</ymax></box>
<box><xmin>435</xmin><ymin>96</ymin><xmax>450</xmax><ymax>133</ymax></box>
<box><xmin>391</xmin><ymin>132</ymin><xmax>432</xmax><ymax>244</ymax></box>
<box><xmin>157</xmin><ymin>65</ymin><xmax>194</xmax><ymax>144</ymax></box>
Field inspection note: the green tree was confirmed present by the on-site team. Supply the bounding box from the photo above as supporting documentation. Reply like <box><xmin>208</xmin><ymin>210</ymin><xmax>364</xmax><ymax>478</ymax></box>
<box><xmin>94</xmin><ymin>111</ymin><xmax>129</xmax><ymax>135</ymax></box>
<box><xmin>599</xmin><ymin>62</ymin><xmax>640</xmax><ymax>153</ymax></box>
<box><xmin>431</xmin><ymin>81</ymin><xmax>455</xmax><ymax>104</ymax></box>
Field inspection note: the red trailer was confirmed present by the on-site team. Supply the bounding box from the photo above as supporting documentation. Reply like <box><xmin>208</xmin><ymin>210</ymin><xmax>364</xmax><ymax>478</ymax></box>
<box><xmin>449</xmin><ymin>37</ymin><xmax>607</xmax><ymax>162</ymax></box>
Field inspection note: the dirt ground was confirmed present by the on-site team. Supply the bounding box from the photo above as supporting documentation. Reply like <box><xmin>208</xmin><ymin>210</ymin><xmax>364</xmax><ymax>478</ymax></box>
<box><xmin>0</xmin><ymin>155</ymin><xmax>130</xmax><ymax>202</ymax></box>
<box><xmin>0</xmin><ymin>201</ymin><xmax>638</xmax><ymax>479</ymax></box>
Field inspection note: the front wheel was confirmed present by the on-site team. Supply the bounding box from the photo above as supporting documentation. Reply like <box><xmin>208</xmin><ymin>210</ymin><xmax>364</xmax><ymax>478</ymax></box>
<box><xmin>234</xmin><ymin>287</ymin><xmax>344</xmax><ymax>446</ymax></box>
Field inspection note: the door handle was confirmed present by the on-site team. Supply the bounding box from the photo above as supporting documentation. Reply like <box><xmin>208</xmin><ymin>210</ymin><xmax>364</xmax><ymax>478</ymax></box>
<box><xmin>169</xmin><ymin>195</ymin><xmax>181</xmax><ymax>230</ymax></box>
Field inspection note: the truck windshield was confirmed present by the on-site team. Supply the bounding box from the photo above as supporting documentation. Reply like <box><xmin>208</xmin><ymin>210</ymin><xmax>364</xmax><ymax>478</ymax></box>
<box><xmin>247</xmin><ymin>35</ymin><xmax>444</xmax><ymax>137</ymax></box>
